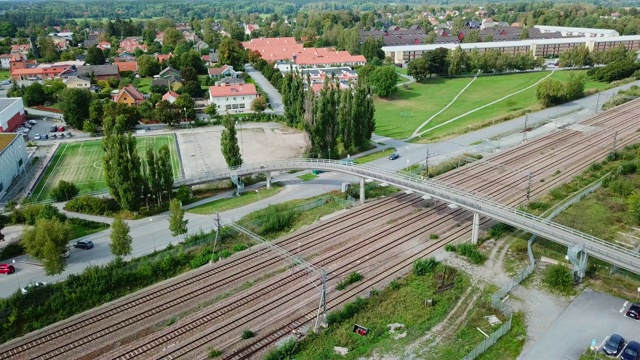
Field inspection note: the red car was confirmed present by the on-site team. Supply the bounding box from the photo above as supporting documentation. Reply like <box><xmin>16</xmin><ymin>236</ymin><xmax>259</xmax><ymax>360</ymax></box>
<box><xmin>57</xmin><ymin>127</ymin><xmax>65</xmax><ymax>132</ymax></box>
<box><xmin>0</xmin><ymin>264</ymin><xmax>15</xmax><ymax>275</ymax></box>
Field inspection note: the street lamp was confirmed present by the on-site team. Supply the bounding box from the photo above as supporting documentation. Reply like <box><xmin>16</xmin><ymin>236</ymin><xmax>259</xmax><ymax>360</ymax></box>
<box><xmin>149</xmin><ymin>218</ymin><xmax>156</xmax><ymax>252</ymax></box>
<box><xmin>183</xmin><ymin>107</ymin><xmax>188</xmax><ymax>129</ymax></box>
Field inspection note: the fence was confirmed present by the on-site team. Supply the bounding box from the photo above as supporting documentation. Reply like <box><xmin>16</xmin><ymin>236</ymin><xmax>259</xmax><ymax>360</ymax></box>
<box><xmin>462</xmin><ymin>175</ymin><xmax>606</xmax><ymax>359</ymax></box>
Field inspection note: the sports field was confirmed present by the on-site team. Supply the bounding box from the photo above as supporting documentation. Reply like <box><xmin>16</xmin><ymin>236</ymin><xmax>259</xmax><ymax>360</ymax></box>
<box><xmin>32</xmin><ymin>135</ymin><xmax>181</xmax><ymax>201</ymax></box>
<box><xmin>375</xmin><ymin>70</ymin><xmax>607</xmax><ymax>140</ymax></box>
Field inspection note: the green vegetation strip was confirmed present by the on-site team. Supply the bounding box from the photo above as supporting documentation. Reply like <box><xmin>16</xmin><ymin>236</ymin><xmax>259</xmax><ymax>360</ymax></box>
<box><xmin>353</xmin><ymin>148</ymin><xmax>396</xmax><ymax>164</ymax></box>
<box><xmin>279</xmin><ymin>264</ymin><xmax>469</xmax><ymax>359</ymax></box>
<box><xmin>32</xmin><ymin>136</ymin><xmax>180</xmax><ymax>201</ymax></box>
<box><xmin>187</xmin><ymin>184</ymin><xmax>283</xmax><ymax>215</ymax></box>
<box><xmin>297</xmin><ymin>173</ymin><xmax>318</xmax><ymax>181</ymax></box>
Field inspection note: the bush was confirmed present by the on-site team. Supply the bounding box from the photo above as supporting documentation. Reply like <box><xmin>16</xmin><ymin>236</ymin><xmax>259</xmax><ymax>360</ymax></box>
<box><xmin>208</xmin><ymin>348</ymin><xmax>223</xmax><ymax>358</ymax></box>
<box><xmin>413</xmin><ymin>257</ymin><xmax>439</xmax><ymax>276</ymax></box>
<box><xmin>174</xmin><ymin>185</ymin><xmax>192</xmax><ymax>204</ymax></box>
<box><xmin>488</xmin><ymin>223</ymin><xmax>513</xmax><ymax>239</ymax></box>
<box><xmin>429</xmin><ymin>233</ymin><xmax>439</xmax><ymax>240</ymax></box>
<box><xmin>457</xmin><ymin>243</ymin><xmax>486</xmax><ymax>264</ymax></box>
<box><xmin>65</xmin><ymin>195</ymin><xmax>120</xmax><ymax>216</ymax></box>
<box><xmin>543</xmin><ymin>264</ymin><xmax>574</xmax><ymax>293</ymax></box>
<box><xmin>264</xmin><ymin>338</ymin><xmax>300</xmax><ymax>360</ymax></box>
<box><xmin>10</xmin><ymin>204</ymin><xmax>66</xmax><ymax>225</ymax></box>
<box><xmin>0</xmin><ymin>242</ymin><xmax>25</xmax><ymax>260</ymax></box>
<box><xmin>444</xmin><ymin>244</ymin><xmax>457</xmax><ymax>252</ymax></box>
<box><xmin>326</xmin><ymin>297</ymin><xmax>368</xmax><ymax>325</ymax></box>
<box><xmin>241</xmin><ymin>329</ymin><xmax>255</xmax><ymax>339</ymax></box>
<box><xmin>336</xmin><ymin>272</ymin><xmax>364</xmax><ymax>290</ymax></box>
<box><xmin>49</xmin><ymin>180</ymin><xmax>79</xmax><ymax>202</ymax></box>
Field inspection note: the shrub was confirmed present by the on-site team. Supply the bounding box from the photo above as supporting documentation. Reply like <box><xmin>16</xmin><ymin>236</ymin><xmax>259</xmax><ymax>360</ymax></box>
<box><xmin>233</xmin><ymin>243</ymin><xmax>248</xmax><ymax>252</ymax></box>
<box><xmin>456</xmin><ymin>243</ymin><xmax>487</xmax><ymax>264</ymax></box>
<box><xmin>336</xmin><ymin>272</ymin><xmax>364</xmax><ymax>290</ymax></box>
<box><xmin>528</xmin><ymin>201</ymin><xmax>550</xmax><ymax>211</ymax></box>
<box><xmin>174</xmin><ymin>185</ymin><xmax>192</xmax><ymax>204</ymax></box>
<box><xmin>49</xmin><ymin>180</ymin><xmax>79</xmax><ymax>202</ymax></box>
<box><xmin>444</xmin><ymin>244</ymin><xmax>457</xmax><ymax>252</ymax></box>
<box><xmin>429</xmin><ymin>233</ymin><xmax>439</xmax><ymax>240</ymax></box>
<box><xmin>264</xmin><ymin>339</ymin><xmax>300</xmax><ymax>360</ymax></box>
<box><xmin>208</xmin><ymin>348</ymin><xmax>223</xmax><ymax>358</ymax></box>
<box><xmin>619</xmin><ymin>161</ymin><xmax>637</xmax><ymax>175</ymax></box>
<box><xmin>326</xmin><ymin>297</ymin><xmax>368</xmax><ymax>325</ymax></box>
<box><xmin>543</xmin><ymin>264</ymin><xmax>574</xmax><ymax>293</ymax></box>
<box><xmin>241</xmin><ymin>329</ymin><xmax>255</xmax><ymax>339</ymax></box>
<box><xmin>65</xmin><ymin>195</ymin><xmax>120</xmax><ymax>216</ymax></box>
<box><xmin>389</xmin><ymin>280</ymin><xmax>401</xmax><ymax>290</ymax></box>
<box><xmin>413</xmin><ymin>257</ymin><xmax>439</xmax><ymax>276</ymax></box>
<box><xmin>0</xmin><ymin>242</ymin><xmax>25</xmax><ymax>260</ymax></box>
<box><xmin>488</xmin><ymin>223</ymin><xmax>513</xmax><ymax>239</ymax></box>
<box><xmin>11</xmin><ymin>204</ymin><xmax>66</xmax><ymax>225</ymax></box>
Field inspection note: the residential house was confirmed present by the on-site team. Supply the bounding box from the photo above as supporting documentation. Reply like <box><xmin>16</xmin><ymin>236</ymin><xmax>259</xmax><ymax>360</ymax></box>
<box><xmin>75</xmin><ymin>64</ymin><xmax>120</xmax><ymax>81</ymax></box>
<box><xmin>113</xmin><ymin>52</ymin><xmax>136</xmax><ymax>62</ymax></box>
<box><xmin>83</xmin><ymin>38</ymin><xmax>99</xmax><ymax>48</ymax></box>
<box><xmin>10</xmin><ymin>62</ymin><xmax>73</xmax><ymax>81</ymax></box>
<box><xmin>114</xmin><ymin>61</ymin><xmax>138</xmax><ymax>74</ymax></box>
<box><xmin>480</xmin><ymin>18</ymin><xmax>495</xmax><ymax>30</ymax></box>
<box><xmin>215</xmin><ymin>76</ymin><xmax>245</xmax><ymax>86</ymax></box>
<box><xmin>193</xmin><ymin>40</ymin><xmax>209</xmax><ymax>52</ymax></box>
<box><xmin>63</xmin><ymin>76</ymin><xmax>91</xmax><ymax>89</ymax></box>
<box><xmin>11</xmin><ymin>44</ymin><xmax>30</xmax><ymax>56</ymax></box>
<box><xmin>208</xmin><ymin>65</ymin><xmax>238</xmax><ymax>79</ymax></box>
<box><xmin>112</xmin><ymin>85</ymin><xmax>145</xmax><ymax>106</ymax></box>
<box><xmin>242</xmin><ymin>37</ymin><xmax>366</xmax><ymax>67</ymax></box>
<box><xmin>97</xmin><ymin>41</ymin><xmax>111</xmax><ymax>51</ymax></box>
<box><xmin>155</xmin><ymin>53</ymin><xmax>172</xmax><ymax>64</ymax></box>
<box><xmin>182</xmin><ymin>31</ymin><xmax>199</xmax><ymax>42</ymax></box>
<box><xmin>152</xmin><ymin>77</ymin><xmax>181</xmax><ymax>91</ymax></box>
<box><xmin>158</xmin><ymin>66</ymin><xmax>181</xmax><ymax>80</ymax></box>
<box><xmin>155</xmin><ymin>32</ymin><xmax>164</xmax><ymax>45</ymax></box>
<box><xmin>119</xmin><ymin>37</ymin><xmax>147</xmax><ymax>53</ymax></box>
<box><xmin>244</xmin><ymin>24</ymin><xmax>260</xmax><ymax>35</ymax></box>
<box><xmin>0</xmin><ymin>54</ymin><xmax>12</xmax><ymax>69</ymax></box>
<box><xmin>208</xmin><ymin>84</ymin><xmax>259</xmax><ymax>113</ymax></box>
<box><xmin>202</xmin><ymin>50</ymin><xmax>218</xmax><ymax>66</ymax></box>
<box><xmin>162</xmin><ymin>90</ymin><xmax>180</xmax><ymax>104</ymax></box>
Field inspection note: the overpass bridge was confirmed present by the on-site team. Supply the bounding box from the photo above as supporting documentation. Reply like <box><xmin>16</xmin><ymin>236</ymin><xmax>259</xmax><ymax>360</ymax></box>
<box><xmin>175</xmin><ymin>159</ymin><xmax>640</xmax><ymax>275</ymax></box>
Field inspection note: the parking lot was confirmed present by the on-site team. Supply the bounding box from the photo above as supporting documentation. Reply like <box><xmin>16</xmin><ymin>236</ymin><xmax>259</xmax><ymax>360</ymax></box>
<box><xmin>18</xmin><ymin>117</ymin><xmax>81</xmax><ymax>142</ymax></box>
<box><xmin>520</xmin><ymin>289</ymin><xmax>640</xmax><ymax>360</ymax></box>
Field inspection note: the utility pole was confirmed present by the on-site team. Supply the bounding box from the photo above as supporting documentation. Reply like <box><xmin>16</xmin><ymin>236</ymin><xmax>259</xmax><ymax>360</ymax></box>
<box><xmin>522</xmin><ymin>113</ymin><xmax>529</xmax><ymax>143</ymax></box>
<box><xmin>613</xmin><ymin>130</ymin><xmax>619</xmax><ymax>154</ymax></box>
<box><xmin>526</xmin><ymin>172</ymin><xmax>532</xmax><ymax>206</ymax></box>
<box><xmin>425</xmin><ymin>149</ymin><xmax>430</xmax><ymax>178</ymax></box>
<box><xmin>595</xmin><ymin>92</ymin><xmax>601</xmax><ymax>114</ymax></box>
<box><xmin>210</xmin><ymin>212</ymin><xmax>221</xmax><ymax>264</ymax></box>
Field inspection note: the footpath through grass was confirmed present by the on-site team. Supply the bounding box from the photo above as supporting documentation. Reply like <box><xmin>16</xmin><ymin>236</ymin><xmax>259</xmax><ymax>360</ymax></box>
<box><xmin>375</xmin><ymin>70</ymin><xmax>607</xmax><ymax>141</ymax></box>
<box><xmin>32</xmin><ymin>136</ymin><xmax>180</xmax><ymax>201</ymax></box>
<box><xmin>187</xmin><ymin>184</ymin><xmax>283</xmax><ymax>215</ymax></box>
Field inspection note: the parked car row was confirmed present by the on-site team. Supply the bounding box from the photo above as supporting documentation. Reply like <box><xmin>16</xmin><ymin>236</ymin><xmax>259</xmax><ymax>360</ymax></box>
<box><xmin>34</xmin><ymin>132</ymin><xmax>72</xmax><ymax>140</ymax></box>
<box><xmin>602</xmin><ymin>333</ymin><xmax>640</xmax><ymax>360</ymax></box>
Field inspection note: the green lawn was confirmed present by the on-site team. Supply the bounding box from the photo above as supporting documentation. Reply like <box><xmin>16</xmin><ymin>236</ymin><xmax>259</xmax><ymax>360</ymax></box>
<box><xmin>297</xmin><ymin>173</ymin><xmax>317</xmax><ymax>181</ymax></box>
<box><xmin>137</xmin><ymin>78</ymin><xmax>152</xmax><ymax>94</ymax></box>
<box><xmin>32</xmin><ymin>135</ymin><xmax>181</xmax><ymax>201</ymax></box>
<box><xmin>0</xmin><ymin>69</ymin><xmax>9</xmax><ymax>81</ymax></box>
<box><xmin>354</xmin><ymin>148</ymin><xmax>396</xmax><ymax>164</ymax></box>
<box><xmin>375</xmin><ymin>70</ymin><xmax>608</xmax><ymax>140</ymax></box>
<box><xmin>187</xmin><ymin>185</ymin><xmax>283</xmax><ymax>215</ymax></box>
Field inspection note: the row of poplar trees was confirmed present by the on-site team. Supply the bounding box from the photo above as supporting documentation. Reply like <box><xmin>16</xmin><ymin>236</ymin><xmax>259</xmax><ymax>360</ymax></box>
<box><xmin>280</xmin><ymin>73</ymin><xmax>375</xmax><ymax>158</ymax></box>
<box><xmin>102</xmin><ymin>115</ymin><xmax>174</xmax><ymax>212</ymax></box>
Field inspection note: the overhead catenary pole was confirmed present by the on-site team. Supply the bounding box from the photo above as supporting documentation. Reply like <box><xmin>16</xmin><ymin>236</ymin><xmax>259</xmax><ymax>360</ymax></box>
<box><xmin>210</xmin><ymin>213</ymin><xmax>221</xmax><ymax>264</ymax></box>
<box><xmin>425</xmin><ymin>149</ymin><xmax>430</xmax><ymax>178</ymax></box>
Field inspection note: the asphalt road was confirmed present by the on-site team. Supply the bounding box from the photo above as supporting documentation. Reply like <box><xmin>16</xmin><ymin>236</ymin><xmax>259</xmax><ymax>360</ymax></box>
<box><xmin>244</xmin><ymin>63</ymin><xmax>284</xmax><ymax>114</ymax></box>
<box><xmin>519</xmin><ymin>289</ymin><xmax>640</xmax><ymax>360</ymax></box>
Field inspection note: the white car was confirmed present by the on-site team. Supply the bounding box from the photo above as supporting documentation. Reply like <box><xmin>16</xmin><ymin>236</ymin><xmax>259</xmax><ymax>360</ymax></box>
<box><xmin>34</xmin><ymin>134</ymin><xmax>41</xmax><ymax>140</ymax></box>
<box><xmin>0</xmin><ymin>80</ymin><xmax>10</xmax><ymax>85</ymax></box>
<box><xmin>28</xmin><ymin>120</ymin><xmax>37</xmax><ymax>125</ymax></box>
<box><xmin>21</xmin><ymin>282</ymin><xmax>48</xmax><ymax>294</ymax></box>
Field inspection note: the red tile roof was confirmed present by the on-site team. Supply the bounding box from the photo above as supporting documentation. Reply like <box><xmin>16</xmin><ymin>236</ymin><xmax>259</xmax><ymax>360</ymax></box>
<box><xmin>208</xmin><ymin>65</ymin><xmax>231</xmax><ymax>76</ymax></box>
<box><xmin>242</xmin><ymin>37</ymin><xmax>366</xmax><ymax>66</ymax></box>
<box><xmin>209</xmin><ymin>84</ymin><xmax>258</xmax><ymax>98</ymax></box>
<box><xmin>162</xmin><ymin>90</ymin><xmax>180</xmax><ymax>102</ymax></box>
<box><xmin>114</xmin><ymin>61</ymin><xmax>138</xmax><ymax>72</ymax></box>
<box><xmin>114</xmin><ymin>85</ymin><xmax>145</xmax><ymax>103</ymax></box>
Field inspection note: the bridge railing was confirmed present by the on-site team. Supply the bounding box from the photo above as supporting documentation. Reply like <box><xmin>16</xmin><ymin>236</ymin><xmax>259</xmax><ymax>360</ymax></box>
<box><xmin>175</xmin><ymin>159</ymin><xmax>640</xmax><ymax>272</ymax></box>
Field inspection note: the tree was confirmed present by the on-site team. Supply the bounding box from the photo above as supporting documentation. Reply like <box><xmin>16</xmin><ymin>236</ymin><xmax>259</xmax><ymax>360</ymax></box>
<box><xmin>103</xmin><ymin>101</ymin><xmax>141</xmax><ymax>129</ymax></box>
<box><xmin>137</xmin><ymin>54</ymin><xmax>161</xmax><ymax>77</ymax></box>
<box><xmin>463</xmin><ymin>30</ymin><xmax>481</xmax><ymax>43</ymax></box>
<box><xmin>251</xmin><ymin>96</ymin><xmax>268</xmax><ymax>112</ymax></box>
<box><xmin>60</xmin><ymin>88</ymin><xmax>93</xmax><ymax>129</ymax></box>
<box><xmin>220</xmin><ymin>115</ymin><xmax>243</xmax><ymax>167</ymax></box>
<box><xmin>536</xmin><ymin>78</ymin><xmax>566</xmax><ymax>108</ymax></box>
<box><xmin>22</xmin><ymin>218</ymin><xmax>72</xmax><ymax>275</ymax></box>
<box><xmin>162</xmin><ymin>27</ymin><xmax>182</xmax><ymax>47</ymax></box>
<box><xmin>563</xmin><ymin>73</ymin><xmax>586</xmax><ymax>101</ymax></box>
<box><xmin>425</xmin><ymin>47</ymin><xmax>450</xmax><ymax>76</ymax></box>
<box><xmin>109</xmin><ymin>216</ymin><xmax>132</xmax><ymax>257</ymax></box>
<box><xmin>369</xmin><ymin>66</ymin><xmax>398</xmax><ymax>97</ymax></box>
<box><xmin>49</xmin><ymin>180</ymin><xmax>79</xmax><ymax>201</ymax></box>
<box><xmin>543</xmin><ymin>264</ymin><xmax>574</xmax><ymax>293</ymax></box>
<box><xmin>154</xmin><ymin>100</ymin><xmax>182</xmax><ymax>126</ymax></box>
<box><xmin>218</xmin><ymin>37</ymin><xmax>247</xmax><ymax>69</ymax></box>
<box><xmin>22</xmin><ymin>82</ymin><xmax>48</xmax><ymax>106</ymax></box>
<box><xmin>89</xmin><ymin>98</ymin><xmax>103</xmax><ymax>126</ymax></box>
<box><xmin>519</xmin><ymin>28</ymin><xmax>530</xmax><ymax>40</ymax></box>
<box><xmin>180</xmin><ymin>67</ymin><xmax>198</xmax><ymax>82</ymax></box>
<box><xmin>86</xmin><ymin>46</ymin><xmax>106</xmax><ymax>65</ymax></box>
<box><xmin>408</xmin><ymin>56</ymin><xmax>430</xmax><ymax>82</ymax></box>
<box><xmin>180</xmin><ymin>81</ymin><xmax>203</xmax><ymax>98</ymax></box>
<box><xmin>174</xmin><ymin>93</ymin><xmax>196</xmax><ymax>120</ymax></box>
<box><xmin>83</xmin><ymin>121</ymin><xmax>98</xmax><ymax>136</ymax></box>
<box><xmin>37</xmin><ymin>36</ymin><xmax>60</xmax><ymax>62</ymax></box>
<box><xmin>447</xmin><ymin>46</ymin><xmax>468</xmax><ymax>76</ymax></box>
<box><xmin>205</xmin><ymin>103</ymin><xmax>218</xmax><ymax>119</ymax></box>
<box><xmin>168</xmin><ymin>199</ymin><xmax>188</xmax><ymax>238</ymax></box>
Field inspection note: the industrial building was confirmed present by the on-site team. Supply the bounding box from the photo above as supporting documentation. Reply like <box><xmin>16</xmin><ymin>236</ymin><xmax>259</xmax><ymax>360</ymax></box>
<box><xmin>0</xmin><ymin>133</ymin><xmax>28</xmax><ymax>200</ymax></box>
<box><xmin>0</xmin><ymin>98</ymin><xmax>27</xmax><ymax>133</ymax></box>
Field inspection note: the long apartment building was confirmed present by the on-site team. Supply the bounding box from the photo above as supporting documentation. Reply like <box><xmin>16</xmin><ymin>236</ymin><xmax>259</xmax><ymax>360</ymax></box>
<box><xmin>383</xmin><ymin>35</ymin><xmax>640</xmax><ymax>64</ymax></box>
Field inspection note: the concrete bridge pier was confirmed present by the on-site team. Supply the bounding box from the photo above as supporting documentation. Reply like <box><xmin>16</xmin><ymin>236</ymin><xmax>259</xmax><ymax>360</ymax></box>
<box><xmin>471</xmin><ymin>212</ymin><xmax>480</xmax><ymax>244</ymax></box>
<box><xmin>265</xmin><ymin>172</ymin><xmax>272</xmax><ymax>188</ymax></box>
<box><xmin>359</xmin><ymin>177</ymin><xmax>365</xmax><ymax>204</ymax></box>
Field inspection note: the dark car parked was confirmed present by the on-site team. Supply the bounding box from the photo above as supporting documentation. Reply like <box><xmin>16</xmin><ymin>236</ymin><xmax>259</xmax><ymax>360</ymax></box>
<box><xmin>389</xmin><ymin>153</ymin><xmax>400</xmax><ymax>160</ymax></box>
<box><xmin>622</xmin><ymin>341</ymin><xmax>640</xmax><ymax>360</ymax></box>
<box><xmin>603</xmin><ymin>334</ymin><xmax>625</xmax><ymax>356</ymax></box>
<box><xmin>626</xmin><ymin>304</ymin><xmax>640</xmax><ymax>320</ymax></box>
<box><xmin>73</xmin><ymin>240</ymin><xmax>93</xmax><ymax>250</ymax></box>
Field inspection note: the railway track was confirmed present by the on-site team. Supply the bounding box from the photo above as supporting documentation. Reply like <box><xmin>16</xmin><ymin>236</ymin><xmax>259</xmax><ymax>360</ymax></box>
<box><xmin>4</xmin><ymin>98</ymin><xmax>640</xmax><ymax>359</ymax></box>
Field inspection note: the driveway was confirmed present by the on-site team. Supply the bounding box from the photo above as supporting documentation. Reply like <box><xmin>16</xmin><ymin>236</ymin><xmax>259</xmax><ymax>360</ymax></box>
<box><xmin>244</xmin><ymin>64</ymin><xmax>284</xmax><ymax>115</ymax></box>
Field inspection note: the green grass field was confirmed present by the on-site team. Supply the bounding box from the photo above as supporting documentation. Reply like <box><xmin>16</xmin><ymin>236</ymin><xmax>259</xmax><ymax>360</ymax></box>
<box><xmin>137</xmin><ymin>78</ymin><xmax>152</xmax><ymax>94</ymax></box>
<box><xmin>375</xmin><ymin>70</ymin><xmax>607</xmax><ymax>140</ymax></box>
<box><xmin>0</xmin><ymin>70</ymin><xmax>9</xmax><ymax>81</ymax></box>
<box><xmin>32</xmin><ymin>135</ymin><xmax>181</xmax><ymax>201</ymax></box>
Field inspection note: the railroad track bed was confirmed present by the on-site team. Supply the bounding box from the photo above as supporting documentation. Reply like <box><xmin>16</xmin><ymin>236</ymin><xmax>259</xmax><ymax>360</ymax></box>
<box><xmin>5</xmin><ymin>99</ymin><xmax>640</xmax><ymax>359</ymax></box>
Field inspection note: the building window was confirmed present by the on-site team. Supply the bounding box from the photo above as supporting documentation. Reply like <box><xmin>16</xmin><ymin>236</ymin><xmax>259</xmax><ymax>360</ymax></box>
<box><xmin>239</xmin><ymin>103</ymin><xmax>245</xmax><ymax>109</ymax></box>
<box><xmin>18</xmin><ymin>158</ymin><xmax>23</xmax><ymax>167</ymax></box>
<box><xmin>233</xmin><ymin>97</ymin><xmax>236</xmax><ymax>100</ymax></box>
<box><xmin>0</xmin><ymin>182</ymin><xmax>3</xmax><ymax>192</ymax></box>
<box><xmin>226</xmin><ymin>105</ymin><xmax>231</xmax><ymax>109</ymax></box>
